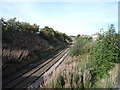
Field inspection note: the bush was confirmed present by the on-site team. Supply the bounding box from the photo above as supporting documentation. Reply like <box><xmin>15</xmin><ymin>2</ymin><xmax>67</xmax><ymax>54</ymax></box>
<box><xmin>90</xmin><ymin>24</ymin><xmax>118</xmax><ymax>85</ymax></box>
<box><xmin>69</xmin><ymin>37</ymin><xmax>92</xmax><ymax>56</ymax></box>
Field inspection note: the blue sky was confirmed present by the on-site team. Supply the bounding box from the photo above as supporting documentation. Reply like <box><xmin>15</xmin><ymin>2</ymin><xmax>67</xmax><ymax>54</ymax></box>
<box><xmin>0</xmin><ymin>1</ymin><xmax>118</xmax><ymax>36</ymax></box>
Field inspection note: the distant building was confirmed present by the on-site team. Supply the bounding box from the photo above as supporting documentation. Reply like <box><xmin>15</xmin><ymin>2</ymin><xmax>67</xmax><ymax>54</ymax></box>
<box><xmin>81</xmin><ymin>35</ymin><xmax>90</xmax><ymax>38</ymax></box>
<box><xmin>91</xmin><ymin>32</ymin><xmax>100</xmax><ymax>41</ymax></box>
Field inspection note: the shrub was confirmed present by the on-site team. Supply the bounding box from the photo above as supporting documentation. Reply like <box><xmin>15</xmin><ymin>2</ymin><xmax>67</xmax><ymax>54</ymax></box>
<box><xmin>90</xmin><ymin>24</ymin><xmax>118</xmax><ymax>85</ymax></box>
<box><xmin>69</xmin><ymin>37</ymin><xmax>92</xmax><ymax>56</ymax></box>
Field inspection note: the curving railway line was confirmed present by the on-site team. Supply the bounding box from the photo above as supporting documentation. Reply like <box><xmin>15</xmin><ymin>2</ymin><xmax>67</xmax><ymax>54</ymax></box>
<box><xmin>3</xmin><ymin>46</ymin><xmax>70</xmax><ymax>88</ymax></box>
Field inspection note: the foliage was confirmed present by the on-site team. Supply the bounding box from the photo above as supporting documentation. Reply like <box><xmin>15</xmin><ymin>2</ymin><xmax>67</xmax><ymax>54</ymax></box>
<box><xmin>1</xmin><ymin>18</ymin><xmax>39</xmax><ymax>34</ymax></box>
<box><xmin>69</xmin><ymin>24</ymin><xmax>119</xmax><ymax>88</ymax></box>
<box><xmin>89</xmin><ymin>24</ymin><xmax>119</xmax><ymax>86</ymax></box>
<box><xmin>69</xmin><ymin>36</ymin><xmax>92</xmax><ymax>56</ymax></box>
<box><xmin>1</xmin><ymin>17</ymin><xmax>71</xmax><ymax>46</ymax></box>
<box><xmin>39</xmin><ymin>26</ymin><xmax>72</xmax><ymax>45</ymax></box>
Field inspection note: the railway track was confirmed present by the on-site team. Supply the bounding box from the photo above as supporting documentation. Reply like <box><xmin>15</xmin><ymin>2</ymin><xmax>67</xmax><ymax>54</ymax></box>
<box><xmin>3</xmin><ymin>46</ymin><xmax>69</xmax><ymax>88</ymax></box>
<box><xmin>3</xmin><ymin>47</ymin><xmax>66</xmax><ymax>86</ymax></box>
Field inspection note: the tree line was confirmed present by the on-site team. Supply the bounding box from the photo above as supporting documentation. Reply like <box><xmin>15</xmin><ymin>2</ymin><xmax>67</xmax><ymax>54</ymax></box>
<box><xmin>1</xmin><ymin>17</ymin><xmax>72</xmax><ymax>45</ymax></box>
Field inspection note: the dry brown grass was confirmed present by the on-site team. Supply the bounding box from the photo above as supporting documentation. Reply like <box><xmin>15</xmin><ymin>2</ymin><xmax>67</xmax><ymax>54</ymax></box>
<box><xmin>43</xmin><ymin>54</ymin><xmax>92</xmax><ymax>88</ymax></box>
<box><xmin>43</xmin><ymin>56</ymin><xmax>79</xmax><ymax>88</ymax></box>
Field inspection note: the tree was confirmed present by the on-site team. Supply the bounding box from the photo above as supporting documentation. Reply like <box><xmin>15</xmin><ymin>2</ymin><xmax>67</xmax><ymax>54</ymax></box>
<box><xmin>90</xmin><ymin>24</ymin><xmax>118</xmax><ymax>80</ymax></box>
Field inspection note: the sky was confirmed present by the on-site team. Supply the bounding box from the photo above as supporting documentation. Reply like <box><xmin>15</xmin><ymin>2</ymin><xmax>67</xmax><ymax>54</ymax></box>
<box><xmin>0</xmin><ymin>1</ymin><xmax>118</xmax><ymax>36</ymax></box>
